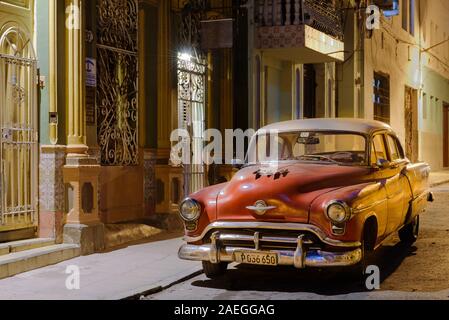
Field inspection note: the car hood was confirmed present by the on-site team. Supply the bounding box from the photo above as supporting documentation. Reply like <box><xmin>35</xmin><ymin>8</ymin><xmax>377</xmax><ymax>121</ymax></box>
<box><xmin>215</xmin><ymin>162</ymin><xmax>371</xmax><ymax>223</ymax></box>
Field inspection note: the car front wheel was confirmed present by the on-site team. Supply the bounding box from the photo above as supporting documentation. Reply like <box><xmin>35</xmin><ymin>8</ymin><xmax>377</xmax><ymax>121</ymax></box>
<box><xmin>202</xmin><ymin>261</ymin><xmax>228</xmax><ymax>279</ymax></box>
<box><xmin>399</xmin><ymin>215</ymin><xmax>419</xmax><ymax>244</ymax></box>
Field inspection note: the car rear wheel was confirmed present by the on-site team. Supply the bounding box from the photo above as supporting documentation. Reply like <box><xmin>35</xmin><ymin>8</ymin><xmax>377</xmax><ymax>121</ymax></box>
<box><xmin>399</xmin><ymin>215</ymin><xmax>419</xmax><ymax>244</ymax></box>
<box><xmin>202</xmin><ymin>261</ymin><xmax>228</xmax><ymax>279</ymax></box>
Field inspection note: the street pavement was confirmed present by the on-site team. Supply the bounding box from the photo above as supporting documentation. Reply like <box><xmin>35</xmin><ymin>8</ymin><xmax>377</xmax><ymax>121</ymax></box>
<box><xmin>0</xmin><ymin>172</ymin><xmax>447</xmax><ymax>300</ymax></box>
<box><xmin>0</xmin><ymin>237</ymin><xmax>201</xmax><ymax>300</ymax></box>
<box><xmin>145</xmin><ymin>183</ymin><xmax>449</xmax><ymax>300</ymax></box>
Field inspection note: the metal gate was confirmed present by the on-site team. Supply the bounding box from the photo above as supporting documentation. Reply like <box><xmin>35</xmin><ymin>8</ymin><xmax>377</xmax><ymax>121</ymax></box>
<box><xmin>177</xmin><ymin>53</ymin><xmax>207</xmax><ymax>195</ymax></box>
<box><xmin>0</xmin><ymin>26</ymin><xmax>38</xmax><ymax>232</ymax></box>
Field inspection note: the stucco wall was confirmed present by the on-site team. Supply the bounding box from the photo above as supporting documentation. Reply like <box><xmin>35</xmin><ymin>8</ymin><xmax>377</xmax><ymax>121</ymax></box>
<box><xmin>362</xmin><ymin>0</ymin><xmax>449</xmax><ymax>170</ymax></box>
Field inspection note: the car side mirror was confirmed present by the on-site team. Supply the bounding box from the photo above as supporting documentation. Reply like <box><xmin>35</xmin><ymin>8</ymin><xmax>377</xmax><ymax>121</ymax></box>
<box><xmin>374</xmin><ymin>158</ymin><xmax>391</xmax><ymax>170</ymax></box>
<box><xmin>230</xmin><ymin>159</ymin><xmax>244</xmax><ymax>169</ymax></box>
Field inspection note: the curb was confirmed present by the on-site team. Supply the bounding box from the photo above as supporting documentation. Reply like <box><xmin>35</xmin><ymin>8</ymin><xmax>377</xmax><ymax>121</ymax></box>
<box><xmin>123</xmin><ymin>269</ymin><xmax>204</xmax><ymax>300</ymax></box>
<box><xmin>431</xmin><ymin>180</ymin><xmax>449</xmax><ymax>188</ymax></box>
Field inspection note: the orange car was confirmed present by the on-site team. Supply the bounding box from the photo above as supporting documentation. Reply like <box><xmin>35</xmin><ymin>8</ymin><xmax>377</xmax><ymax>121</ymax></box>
<box><xmin>178</xmin><ymin>119</ymin><xmax>433</xmax><ymax>278</ymax></box>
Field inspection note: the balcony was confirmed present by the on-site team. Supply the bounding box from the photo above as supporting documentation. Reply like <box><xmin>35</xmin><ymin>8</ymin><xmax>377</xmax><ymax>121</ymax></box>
<box><xmin>255</xmin><ymin>0</ymin><xmax>345</xmax><ymax>63</ymax></box>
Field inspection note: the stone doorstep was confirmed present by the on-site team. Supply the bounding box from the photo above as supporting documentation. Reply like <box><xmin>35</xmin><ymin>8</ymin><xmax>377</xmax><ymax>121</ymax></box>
<box><xmin>0</xmin><ymin>244</ymin><xmax>81</xmax><ymax>280</ymax></box>
<box><xmin>0</xmin><ymin>238</ymin><xmax>56</xmax><ymax>256</ymax></box>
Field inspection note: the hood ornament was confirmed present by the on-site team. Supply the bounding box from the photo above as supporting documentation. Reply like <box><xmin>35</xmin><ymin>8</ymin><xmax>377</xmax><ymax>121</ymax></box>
<box><xmin>246</xmin><ymin>200</ymin><xmax>276</xmax><ymax>215</ymax></box>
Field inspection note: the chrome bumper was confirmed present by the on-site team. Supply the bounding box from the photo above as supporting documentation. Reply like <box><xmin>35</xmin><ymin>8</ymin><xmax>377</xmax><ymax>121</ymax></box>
<box><xmin>178</xmin><ymin>234</ymin><xmax>362</xmax><ymax>268</ymax></box>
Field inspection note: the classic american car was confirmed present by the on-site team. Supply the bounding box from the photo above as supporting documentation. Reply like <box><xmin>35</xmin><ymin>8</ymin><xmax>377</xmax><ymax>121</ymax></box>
<box><xmin>177</xmin><ymin>119</ymin><xmax>434</xmax><ymax>278</ymax></box>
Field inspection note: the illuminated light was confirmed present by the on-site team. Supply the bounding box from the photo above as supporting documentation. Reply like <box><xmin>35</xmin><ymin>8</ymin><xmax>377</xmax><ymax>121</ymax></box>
<box><xmin>178</xmin><ymin>52</ymin><xmax>192</xmax><ymax>62</ymax></box>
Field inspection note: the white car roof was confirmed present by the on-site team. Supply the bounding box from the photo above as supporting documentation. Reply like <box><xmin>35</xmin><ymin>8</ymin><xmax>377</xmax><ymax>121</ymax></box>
<box><xmin>259</xmin><ymin>118</ymin><xmax>393</xmax><ymax>135</ymax></box>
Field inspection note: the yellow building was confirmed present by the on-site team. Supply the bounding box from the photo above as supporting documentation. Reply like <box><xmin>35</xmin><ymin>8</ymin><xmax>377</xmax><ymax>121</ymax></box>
<box><xmin>0</xmin><ymin>0</ymin><xmax>245</xmax><ymax>253</ymax></box>
<box><xmin>250</xmin><ymin>0</ymin><xmax>449</xmax><ymax>170</ymax></box>
<box><xmin>338</xmin><ymin>0</ymin><xmax>449</xmax><ymax>170</ymax></box>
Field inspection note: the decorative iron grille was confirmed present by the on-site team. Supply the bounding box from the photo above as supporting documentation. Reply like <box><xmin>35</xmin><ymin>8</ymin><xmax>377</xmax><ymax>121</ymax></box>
<box><xmin>97</xmin><ymin>0</ymin><xmax>138</xmax><ymax>166</ymax></box>
<box><xmin>0</xmin><ymin>26</ymin><xmax>38</xmax><ymax>231</ymax></box>
<box><xmin>177</xmin><ymin>53</ymin><xmax>207</xmax><ymax>194</ymax></box>
<box><xmin>256</xmin><ymin>0</ymin><xmax>344</xmax><ymax>40</ymax></box>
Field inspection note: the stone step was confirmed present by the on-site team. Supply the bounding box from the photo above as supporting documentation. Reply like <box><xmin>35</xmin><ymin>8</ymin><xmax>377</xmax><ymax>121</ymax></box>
<box><xmin>0</xmin><ymin>238</ymin><xmax>55</xmax><ymax>256</ymax></box>
<box><xmin>0</xmin><ymin>244</ymin><xmax>81</xmax><ymax>279</ymax></box>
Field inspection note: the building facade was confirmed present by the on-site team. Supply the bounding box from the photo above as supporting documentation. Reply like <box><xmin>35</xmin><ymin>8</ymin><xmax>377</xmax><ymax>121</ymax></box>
<box><xmin>250</xmin><ymin>0</ymin><xmax>449</xmax><ymax>171</ymax></box>
<box><xmin>358</xmin><ymin>0</ymin><xmax>449</xmax><ymax>171</ymax></box>
<box><xmin>0</xmin><ymin>0</ymin><xmax>246</xmax><ymax>246</ymax></box>
<box><xmin>1</xmin><ymin>0</ymin><xmax>448</xmax><ymax>247</ymax></box>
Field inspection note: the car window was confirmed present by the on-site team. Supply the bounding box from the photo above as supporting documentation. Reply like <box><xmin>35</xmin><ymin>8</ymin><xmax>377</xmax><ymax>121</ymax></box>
<box><xmin>247</xmin><ymin>131</ymin><xmax>367</xmax><ymax>165</ymax></box>
<box><xmin>387</xmin><ymin>135</ymin><xmax>401</xmax><ymax>161</ymax></box>
<box><xmin>372</xmin><ymin>135</ymin><xmax>388</xmax><ymax>164</ymax></box>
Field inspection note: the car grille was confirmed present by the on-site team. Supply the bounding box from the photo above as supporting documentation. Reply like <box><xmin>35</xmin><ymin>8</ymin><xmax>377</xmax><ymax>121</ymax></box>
<box><xmin>205</xmin><ymin>229</ymin><xmax>324</xmax><ymax>251</ymax></box>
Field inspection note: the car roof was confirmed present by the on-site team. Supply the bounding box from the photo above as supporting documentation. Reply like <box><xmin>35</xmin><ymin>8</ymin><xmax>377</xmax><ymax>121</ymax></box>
<box><xmin>258</xmin><ymin>118</ymin><xmax>393</xmax><ymax>135</ymax></box>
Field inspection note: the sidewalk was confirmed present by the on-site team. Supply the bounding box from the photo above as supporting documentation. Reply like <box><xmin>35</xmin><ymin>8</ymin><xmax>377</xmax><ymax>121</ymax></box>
<box><xmin>430</xmin><ymin>170</ymin><xmax>449</xmax><ymax>187</ymax></box>
<box><xmin>0</xmin><ymin>237</ymin><xmax>200</xmax><ymax>300</ymax></box>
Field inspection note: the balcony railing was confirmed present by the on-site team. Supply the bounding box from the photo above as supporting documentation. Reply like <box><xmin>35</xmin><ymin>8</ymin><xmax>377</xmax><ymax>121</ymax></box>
<box><xmin>255</xmin><ymin>0</ymin><xmax>344</xmax><ymax>40</ymax></box>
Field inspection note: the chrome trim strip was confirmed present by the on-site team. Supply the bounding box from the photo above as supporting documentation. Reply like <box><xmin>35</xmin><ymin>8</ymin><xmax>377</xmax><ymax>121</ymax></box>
<box><xmin>184</xmin><ymin>221</ymin><xmax>361</xmax><ymax>248</ymax></box>
<box><xmin>246</xmin><ymin>206</ymin><xmax>277</xmax><ymax>211</ymax></box>
<box><xmin>352</xmin><ymin>198</ymin><xmax>387</xmax><ymax>214</ymax></box>
<box><xmin>178</xmin><ymin>244</ymin><xmax>362</xmax><ymax>268</ymax></box>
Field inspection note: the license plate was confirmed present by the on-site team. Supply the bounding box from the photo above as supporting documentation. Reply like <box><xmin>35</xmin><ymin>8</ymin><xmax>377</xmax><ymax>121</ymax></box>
<box><xmin>234</xmin><ymin>251</ymin><xmax>278</xmax><ymax>266</ymax></box>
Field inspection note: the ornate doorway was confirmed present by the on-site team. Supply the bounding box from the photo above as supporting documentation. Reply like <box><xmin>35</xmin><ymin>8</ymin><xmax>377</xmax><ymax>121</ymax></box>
<box><xmin>96</xmin><ymin>0</ymin><xmax>139</xmax><ymax>166</ymax></box>
<box><xmin>177</xmin><ymin>53</ymin><xmax>207</xmax><ymax>195</ymax></box>
<box><xmin>0</xmin><ymin>25</ymin><xmax>38</xmax><ymax>233</ymax></box>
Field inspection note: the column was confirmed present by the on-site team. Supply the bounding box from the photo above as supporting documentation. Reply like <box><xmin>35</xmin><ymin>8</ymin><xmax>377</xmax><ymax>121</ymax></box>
<box><xmin>65</xmin><ymin>0</ymin><xmax>87</xmax><ymax>157</ymax></box>
<box><xmin>39</xmin><ymin>0</ymin><xmax>66</xmax><ymax>243</ymax></box>
<box><xmin>49</xmin><ymin>0</ymin><xmax>58</xmax><ymax>145</ymax></box>
<box><xmin>157</xmin><ymin>0</ymin><xmax>171</xmax><ymax>151</ymax></box>
<box><xmin>63</xmin><ymin>0</ymin><xmax>104</xmax><ymax>254</ymax></box>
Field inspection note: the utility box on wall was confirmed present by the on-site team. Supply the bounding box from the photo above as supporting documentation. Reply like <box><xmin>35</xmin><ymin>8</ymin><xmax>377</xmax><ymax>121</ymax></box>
<box><xmin>200</xmin><ymin>18</ymin><xmax>233</xmax><ymax>50</ymax></box>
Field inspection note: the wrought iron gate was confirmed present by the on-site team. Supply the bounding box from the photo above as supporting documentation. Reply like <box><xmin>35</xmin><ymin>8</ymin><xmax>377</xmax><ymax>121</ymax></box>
<box><xmin>177</xmin><ymin>54</ymin><xmax>207</xmax><ymax>195</ymax></box>
<box><xmin>0</xmin><ymin>26</ymin><xmax>38</xmax><ymax>232</ymax></box>
<box><xmin>97</xmin><ymin>0</ymin><xmax>139</xmax><ymax>166</ymax></box>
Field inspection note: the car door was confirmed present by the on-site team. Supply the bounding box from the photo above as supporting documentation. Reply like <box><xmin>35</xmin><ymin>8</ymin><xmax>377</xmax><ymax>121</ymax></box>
<box><xmin>385</xmin><ymin>134</ymin><xmax>412</xmax><ymax>226</ymax></box>
<box><xmin>370</xmin><ymin>134</ymin><xmax>390</xmax><ymax>238</ymax></box>
<box><xmin>374</xmin><ymin>133</ymin><xmax>407</xmax><ymax>235</ymax></box>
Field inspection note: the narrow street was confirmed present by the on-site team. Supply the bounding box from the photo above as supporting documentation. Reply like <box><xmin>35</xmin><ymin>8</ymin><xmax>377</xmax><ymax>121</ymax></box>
<box><xmin>144</xmin><ymin>183</ymin><xmax>449</xmax><ymax>300</ymax></box>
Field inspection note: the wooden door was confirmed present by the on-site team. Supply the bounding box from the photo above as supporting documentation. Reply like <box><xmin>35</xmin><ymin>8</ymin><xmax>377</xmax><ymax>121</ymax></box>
<box><xmin>404</xmin><ymin>87</ymin><xmax>418</xmax><ymax>162</ymax></box>
<box><xmin>444</xmin><ymin>103</ymin><xmax>449</xmax><ymax>168</ymax></box>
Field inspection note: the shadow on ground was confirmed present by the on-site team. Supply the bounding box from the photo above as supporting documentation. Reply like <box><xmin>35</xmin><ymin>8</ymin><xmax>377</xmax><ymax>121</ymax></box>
<box><xmin>190</xmin><ymin>242</ymin><xmax>417</xmax><ymax>296</ymax></box>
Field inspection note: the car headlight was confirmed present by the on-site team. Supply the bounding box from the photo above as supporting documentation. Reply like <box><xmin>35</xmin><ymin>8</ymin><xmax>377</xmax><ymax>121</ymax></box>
<box><xmin>179</xmin><ymin>198</ymin><xmax>201</xmax><ymax>221</ymax></box>
<box><xmin>326</xmin><ymin>201</ymin><xmax>351</xmax><ymax>223</ymax></box>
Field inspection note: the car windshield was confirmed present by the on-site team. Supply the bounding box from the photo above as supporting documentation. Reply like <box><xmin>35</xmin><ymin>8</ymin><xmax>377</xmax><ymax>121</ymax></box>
<box><xmin>246</xmin><ymin>131</ymin><xmax>368</xmax><ymax>166</ymax></box>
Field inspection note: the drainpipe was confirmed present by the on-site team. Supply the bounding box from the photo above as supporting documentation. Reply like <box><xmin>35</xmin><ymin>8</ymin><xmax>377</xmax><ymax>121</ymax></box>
<box><xmin>49</xmin><ymin>0</ymin><xmax>58</xmax><ymax>145</ymax></box>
